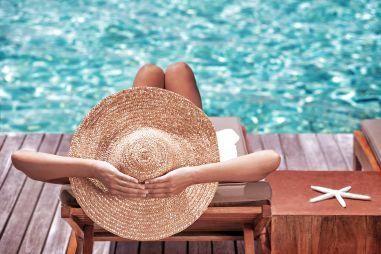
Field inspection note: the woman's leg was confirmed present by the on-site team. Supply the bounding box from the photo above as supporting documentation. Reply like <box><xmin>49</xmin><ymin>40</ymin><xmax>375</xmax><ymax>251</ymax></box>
<box><xmin>165</xmin><ymin>62</ymin><xmax>202</xmax><ymax>109</ymax></box>
<box><xmin>133</xmin><ymin>64</ymin><xmax>165</xmax><ymax>88</ymax></box>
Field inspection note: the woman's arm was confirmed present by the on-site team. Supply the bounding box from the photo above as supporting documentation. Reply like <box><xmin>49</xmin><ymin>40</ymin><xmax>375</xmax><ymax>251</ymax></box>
<box><xmin>12</xmin><ymin>150</ymin><xmax>100</xmax><ymax>182</ymax></box>
<box><xmin>11</xmin><ymin>150</ymin><xmax>147</xmax><ymax>197</ymax></box>
<box><xmin>145</xmin><ymin>150</ymin><xmax>281</xmax><ymax>197</ymax></box>
<box><xmin>193</xmin><ymin>149</ymin><xmax>280</xmax><ymax>183</ymax></box>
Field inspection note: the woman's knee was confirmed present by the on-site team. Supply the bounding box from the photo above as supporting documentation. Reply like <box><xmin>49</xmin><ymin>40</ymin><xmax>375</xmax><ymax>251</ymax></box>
<box><xmin>165</xmin><ymin>62</ymin><xmax>193</xmax><ymax>75</ymax></box>
<box><xmin>134</xmin><ymin>63</ymin><xmax>165</xmax><ymax>88</ymax></box>
<box><xmin>138</xmin><ymin>63</ymin><xmax>164</xmax><ymax>76</ymax></box>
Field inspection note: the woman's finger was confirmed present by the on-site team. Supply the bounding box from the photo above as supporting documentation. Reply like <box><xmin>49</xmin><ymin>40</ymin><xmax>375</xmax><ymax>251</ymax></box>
<box><xmin>117</xmin><ymin>179</ymin><xmax>145</xmax><ymax>190</ymax></box>
<box><xmin>116</xmin><ymin>172</ymin><xmax>139</xmax><ymax>183</ymax></box>
<box><xmin>112</xmin><ymin>190</ymin><xmax>147</xmax><ymax>198</ymax></box>
<box><xmin>144</xmin><ymin>182</ymin><xmax>170</xmax><ymax>189</ymax></box>
<box><xmin>147</xmin><ymin>188</ymin><xmax>172</xmax><ymax>194</ymax></box>
<box><xmin>145</xmin><ymin>174</ymin><xmax>169</xmax><ymax>184</ymax></box>
<box><xmin>113</xmin><ymin>185</ymin><xmax>148</xmax><ymax>195</ymax></box>
<box><xmin>147</xmin><ymin>193</ymin><xmax>173</xmax><ymax>198</ymax></box>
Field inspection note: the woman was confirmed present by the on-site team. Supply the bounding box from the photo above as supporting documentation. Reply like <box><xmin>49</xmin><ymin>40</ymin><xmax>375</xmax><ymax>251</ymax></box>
<box><xmin>11</xmin><ymin>62</ymin><xmax>280</xmax><ymax>198</ymax></box>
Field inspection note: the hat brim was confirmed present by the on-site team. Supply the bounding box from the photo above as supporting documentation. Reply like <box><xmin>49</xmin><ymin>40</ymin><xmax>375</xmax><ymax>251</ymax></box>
<box><xmin>69</xmin><ymin>87</ymin><xmax>219</xmax><ymax>240</ymax></box>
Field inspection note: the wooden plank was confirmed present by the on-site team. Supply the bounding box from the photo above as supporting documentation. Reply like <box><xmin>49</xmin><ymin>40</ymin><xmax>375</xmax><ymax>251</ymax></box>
<box><xmin>310</xmin><ymin>216</ymin><xmax>367</xmax><ymax>254</ymax></box>
<box><xmin>115</xmin><ymin>242</ymin><xmax>139</xmax><ymax>254</ymax></box>
<box><xmin>18</xmin><ymin>182</ymin><xmax>62</xmax><ymax>253</ymax></box>
<box><xmin>236</xmin><ymin>240</ymin><xmax>245</xmax><ymax>254</ymax></box>
<box><xmin>93</xmin><ymin>241</ymin><xmax>112</xmax><ymax>254</ymax></box>
<box><xmin>0</xmin><ymin>134</ymin><xmax>43</xmax><ymax>235</ymax></box>
<box><xmin>334</xmin><ymin>134</ymin><xmax>353</xmax><ymax>170</ymax></box>
<box><xmin>0</xmin><ymin>133</ymin><xmax>25</xmax><ymax>188</ymax></box>
<box><xmin>316</xmin><ymin>134</ymin><xmax>348</xmax><ymax>170</ymax></box>
<box><xmin>42</xmin><ymin>204</ymin><xmax>72</xmax><ymax>254</ymax></box>
<box><xmin>140</xmin><ymin>241</ymin><xmax>163</xmax><ymax>254</ymax></box>
<box><xmin>271</xmin><ymin>216</ymin><xmax>312</xmax><ymax>253</ymax></box>
<box><xmin>41</xmin><ymin>134</ymin><xmax>73</xmax><ymax>254</ymax></box>
<box><xmin>0</xmin><ymin>134</ymin><xmax>7</xmax><ymax>149</ymax></box>
<box><xmin>279</xmin><ymin>134</ymin><xmax>308</xmax><ymax>170</ymax></box>
<box><xmin>108</xmin><ymin>242</ymin><xmax>117</xmax><ymax>254</ymax></box>
<box><xmin>365</xmin><ymin>216</ymin><xmax>381</xmax><ymax>252</ymax></box>
<box><xmin>236</xmin><ymin>240</ymin><xmax>262</xmax><ymax>254</ymax></box>
<box><xmin>189</xmin><ymin>241</ymin><xmax>212</xmax><ymax>254</ymax></box>
<box><xmin>164</xmin><ymin>241</ymin><xmax>187</xmax><ymax>254</ymax></box>
<box><xmin>245</xmin><ymin>134</ymin><xmax>264</xmax><ymax>153</ymax></box>
<box><xmin>19</xmin><ymin>134</ymin><xmax>63</xmax><ymax>253</ymax></box>
<box><xmin>260</xmin><ymin>134</ymin><xmax>287</xmax><ymax>170</ymax></box>
<box><xmin>212</xmin><ymin>241</ymin><xmax>235</xmax><ymax>254</ymax></box>
<box><xmin>298</xmin><ymin>134</ymin><xmax>328</xmax><ymax>170</ymax></box>
<box><xmin>0</xmin><ymin>134</ymin><xmax>61</xmax><ymax>254</ymax></box>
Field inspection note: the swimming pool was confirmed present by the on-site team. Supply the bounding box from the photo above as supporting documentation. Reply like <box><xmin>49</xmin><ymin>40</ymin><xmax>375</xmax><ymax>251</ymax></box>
<box><xmin>1</xmin><ymin>0</ymin><xmax>380</xmax><ymax>133</ymax></box>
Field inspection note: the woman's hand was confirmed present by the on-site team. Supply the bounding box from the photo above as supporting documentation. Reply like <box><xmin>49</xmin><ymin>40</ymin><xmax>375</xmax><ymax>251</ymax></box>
<box><xmin>144</xmin><ymin>166</ymin><xmax>196</xmax><ymax>198</ymax></box>
<box><xmin>93</xmin><ymin>160</ymin><xmax>148</xmax><ymax>198</ymax></box>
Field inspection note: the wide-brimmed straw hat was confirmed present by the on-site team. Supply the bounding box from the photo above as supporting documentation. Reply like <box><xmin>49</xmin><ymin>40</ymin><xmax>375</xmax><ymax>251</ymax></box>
<box><xmin>68</xmin><ymin>87</ymin><xmax>219</xmax><ymax>240</ymax></box>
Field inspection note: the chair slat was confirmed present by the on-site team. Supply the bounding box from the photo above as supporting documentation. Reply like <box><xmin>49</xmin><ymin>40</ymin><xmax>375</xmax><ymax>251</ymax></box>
<box><xmin>164</xmin><ymin>241</ymin><xmax>187</xmax><ymax>254</ymax></box>
<box><xmin>115</xmin><ymin>242</ymin><xmax>139</xmax><ymax>254</ymax></box>
<box><xmin>189</xmin><ymin>241</ymin><xmax>212</xmax><ymax>254</ymax></box>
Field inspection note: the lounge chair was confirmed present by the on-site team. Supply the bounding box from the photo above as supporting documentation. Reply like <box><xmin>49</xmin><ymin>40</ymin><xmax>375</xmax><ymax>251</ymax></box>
<box><xmin>353</xmin><ymin>119</ymin><xmax>381</xmax><ymax>171</ymax></box>
<box><xmin>60</xmin><ymin>117</ymin><xmax>272</xmax><ymax>254</ymax></box>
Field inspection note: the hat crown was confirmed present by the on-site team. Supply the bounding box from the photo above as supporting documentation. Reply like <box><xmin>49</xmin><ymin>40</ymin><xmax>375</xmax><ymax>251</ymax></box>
<box><xmin>107</xmin><ymin>127</ymin><xmax>187</xmax><ymax>182</ymax></box>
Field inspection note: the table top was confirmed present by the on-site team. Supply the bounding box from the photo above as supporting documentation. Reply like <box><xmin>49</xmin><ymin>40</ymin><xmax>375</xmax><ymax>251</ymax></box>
<box><xmin>267</xmin><ymin>170</ymin><xmax>381</xmax><ymax>216</ymax></box>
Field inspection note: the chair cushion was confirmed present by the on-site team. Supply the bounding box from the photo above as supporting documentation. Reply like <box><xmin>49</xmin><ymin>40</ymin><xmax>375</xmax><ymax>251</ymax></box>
<box><xmin>60</xmin><ymin>181</ymin><xmax>272</xmax><ymax>208</ymax></box>
<box><xmin>209</xmin><ymin>117</ymin><xmax>248</xmax><ymax>156</ymax></box>
<box><xmin>361</xmin><ymin>119</ymin><xmax>381</xmax><ymax>166</ymax></box>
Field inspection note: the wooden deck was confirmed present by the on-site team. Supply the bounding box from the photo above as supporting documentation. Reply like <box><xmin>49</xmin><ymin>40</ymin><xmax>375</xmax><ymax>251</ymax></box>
<box><xmin>0</xmin><ymin>132</ymin><xmax>354</xmax><ymax>254</ymax></box>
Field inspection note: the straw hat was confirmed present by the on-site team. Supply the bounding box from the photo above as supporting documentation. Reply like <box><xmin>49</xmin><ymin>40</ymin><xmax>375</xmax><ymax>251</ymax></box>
<box><xmin>68</xmin><ymin>87</ymin><xmax>219</xmax><ymax>240</ymax></box>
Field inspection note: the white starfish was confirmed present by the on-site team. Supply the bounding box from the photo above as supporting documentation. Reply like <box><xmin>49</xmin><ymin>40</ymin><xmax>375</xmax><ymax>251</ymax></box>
<box><xmin>309</xmin><ymin>185</ymin><xmax>371</xmax><ymax>208</ymax></box>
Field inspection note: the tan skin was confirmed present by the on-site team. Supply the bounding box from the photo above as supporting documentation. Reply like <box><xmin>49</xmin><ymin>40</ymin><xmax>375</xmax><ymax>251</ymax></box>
<box><xmin>11</xmin><ymin>62</ymin><xmax>281</xmax><ymax>198</ymax></box>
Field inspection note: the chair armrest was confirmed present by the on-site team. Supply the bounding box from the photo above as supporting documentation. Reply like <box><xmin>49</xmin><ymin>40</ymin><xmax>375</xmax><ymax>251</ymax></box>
<box><xmin>354</xmin><ymin>130</ymin><xmax>381</xmax><ymax>171</ymax></box>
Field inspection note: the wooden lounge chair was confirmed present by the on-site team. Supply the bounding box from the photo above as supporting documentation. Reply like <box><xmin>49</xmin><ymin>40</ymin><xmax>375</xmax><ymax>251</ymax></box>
<box><xmin>353</xmin><ymin>119</ymin><xmax>381</xmax><ymax>171</ymax></box>
<box><xmin>60</xmin><ymin>117</ymin><xmax>272</xmax><ymax>254</ymax></box>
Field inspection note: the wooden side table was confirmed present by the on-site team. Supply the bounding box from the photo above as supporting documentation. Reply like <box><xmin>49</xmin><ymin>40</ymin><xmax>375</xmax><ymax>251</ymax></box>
<box><xmin>267</xmin><ymin>171</ymin><xmax>381</xmax><ymax>254</ymax></box>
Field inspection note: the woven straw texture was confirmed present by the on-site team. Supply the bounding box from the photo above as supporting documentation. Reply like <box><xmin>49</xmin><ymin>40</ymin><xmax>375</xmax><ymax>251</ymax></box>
<box><xmin>68</xmin><ymin>87</ymin><xmax>219</xmax><ymax>240</ymax></box>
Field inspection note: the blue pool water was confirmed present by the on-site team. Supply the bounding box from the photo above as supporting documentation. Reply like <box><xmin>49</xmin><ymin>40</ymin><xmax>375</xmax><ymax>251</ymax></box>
<box><xmin>0</xmin><ymin>0</ymin><xmax>380</xmax><ymax>133</ymax></box>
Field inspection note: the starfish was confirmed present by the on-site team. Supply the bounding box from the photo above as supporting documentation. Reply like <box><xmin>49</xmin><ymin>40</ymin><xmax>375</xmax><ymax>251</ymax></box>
<box><xmin>309</xmin><ymin>185</ymin><xmax>371</xmax><ymax>208</ymax></box>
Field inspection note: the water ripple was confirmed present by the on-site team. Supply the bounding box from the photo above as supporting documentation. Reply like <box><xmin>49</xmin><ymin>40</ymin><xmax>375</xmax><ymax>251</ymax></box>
<box><xmin>0</xmin><ymin>0</ymin><xmax>380</xmax><ymax>133</ymax></box>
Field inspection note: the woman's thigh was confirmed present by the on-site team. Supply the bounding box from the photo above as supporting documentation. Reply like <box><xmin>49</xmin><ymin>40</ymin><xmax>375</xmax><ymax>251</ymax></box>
<box><xmin>164</xmin><ymin>62</ymin><xmax>202</xmax><ymax>109</ymax></box>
